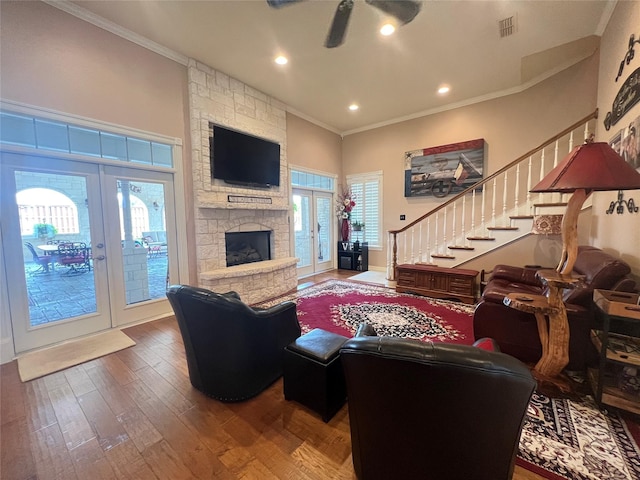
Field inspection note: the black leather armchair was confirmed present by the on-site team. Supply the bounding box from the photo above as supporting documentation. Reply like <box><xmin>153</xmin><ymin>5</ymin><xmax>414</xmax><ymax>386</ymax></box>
<box><xmin>166</xmin><ymin>284</ymin><xmax>301</xmax><ymax>402</ymax></box>
<box><xmin>340</xmin><ymin>325</ymin><xmax>536</xmax><ymax>480</ymax></box>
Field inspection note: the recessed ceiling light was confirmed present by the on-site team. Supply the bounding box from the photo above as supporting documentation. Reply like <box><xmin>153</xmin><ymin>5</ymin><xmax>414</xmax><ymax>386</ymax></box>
<box><xmin>437</xmin><ymin>86</ymin><xmax>450</xmax><ymax>95</ymax></box>
<box><xmin>274</xmin><ymin>55</ymin><xmax>288</xmax><ymax>65</ymax></box>
<box><xmin>380</xmin><ymin>23</ymin><xmax>395</xmax><ymax>36</ymax></box>
<box><xmin>348</xmin><ymin>104</ymin><xmax>359</xmax><ymax>111</ymax></box>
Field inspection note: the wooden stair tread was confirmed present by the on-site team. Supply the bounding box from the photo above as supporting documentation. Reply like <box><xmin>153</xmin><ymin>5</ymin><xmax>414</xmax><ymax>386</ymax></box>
<box><xmin>533</xmin><ymin>202</ymin><xmax>568</xmax><ymax>207</ymax></box>
<box><xmin>466</xmin><ymin>236</ymin><xmax>495</xmax><ymax>241</ymax></box>
<box><xmin>487</xmin><ymin>226</ymin><xmax>519</xmax><ymax>231</ymax></box>
<box><xmin>448</xmin><ymin>245</ymin><xmax>474</xmax><ymax>250</ymax></box>
<box><xmin>431</xmin><ymin>254</ymin><xmax>456</xmax><ymax>259</ymax></box>
<box><xmin>510</xmin><ymin>215</ymin><xmax>534</xmax><ymax>219</ymax></box>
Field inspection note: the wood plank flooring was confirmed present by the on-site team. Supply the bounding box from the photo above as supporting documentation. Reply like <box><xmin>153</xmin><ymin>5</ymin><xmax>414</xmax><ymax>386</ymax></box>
<box><xmin>1</xmin><ymin>269</ymin><xmax>544</xmax><ymax>479</ymax></box>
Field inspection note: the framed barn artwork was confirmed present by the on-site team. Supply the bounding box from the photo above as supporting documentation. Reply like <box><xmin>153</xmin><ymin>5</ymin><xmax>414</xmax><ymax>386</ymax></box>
<box><xmin>404</xmin><ymin>138</ymin><xmax>486</xmax><ymax>198</ymax></box>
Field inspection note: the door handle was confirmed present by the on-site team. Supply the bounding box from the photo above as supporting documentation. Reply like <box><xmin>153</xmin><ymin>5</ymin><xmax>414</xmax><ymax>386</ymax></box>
<box><xmin>95</xmin><ymin>243</ymin><xmax>104</xmax><ymax>248</ymax></box>
<box><xmin>94</xmin><ymin>255</ymin><xmax>106</xmax><ymax>261</ymax></box>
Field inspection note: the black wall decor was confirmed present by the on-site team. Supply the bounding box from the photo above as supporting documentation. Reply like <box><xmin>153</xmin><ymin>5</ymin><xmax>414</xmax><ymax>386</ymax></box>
<box><xmin>604</xmin><ymin>67</ymin><xmax>640</xmax><ymax>131</ymax></box>
<box><xmin>605</xmin><ymin>33</ymin><xmax>640</xmax><ymax>131</ymax></box>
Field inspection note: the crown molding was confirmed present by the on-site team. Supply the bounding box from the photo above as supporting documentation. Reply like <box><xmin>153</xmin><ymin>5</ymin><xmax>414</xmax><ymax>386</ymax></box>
<box><xmin>285</xmin><ymin>106</ymin><xmax>341</xmax><ymax>136</ymax></box>
<box><xmin>341</xmin><ymin>55</ymin><xmax>596</xmax><ymax>137</ymax></box>
<box><xmin>43</xmin><ymin>0</ymin><xmax>189</xmax><ymax>66</ymax></box>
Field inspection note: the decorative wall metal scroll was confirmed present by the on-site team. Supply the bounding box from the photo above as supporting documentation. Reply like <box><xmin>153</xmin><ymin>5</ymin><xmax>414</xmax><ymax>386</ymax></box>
<box><xmin>604</xmin><ymin>33</ymin><xmax>640</xmax><ymax>131</ymax></box>
<box><xmin>404</xmin><ymin>138</ymin><xmax>485</xmax><ymax>198</ymax></box>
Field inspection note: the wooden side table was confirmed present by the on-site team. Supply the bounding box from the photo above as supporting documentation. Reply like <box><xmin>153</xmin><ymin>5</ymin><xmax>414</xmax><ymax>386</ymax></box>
<box><xmin>503</xmin><ymin>269</ymin><xmax>579</xmax><ymax>382</ymax></box>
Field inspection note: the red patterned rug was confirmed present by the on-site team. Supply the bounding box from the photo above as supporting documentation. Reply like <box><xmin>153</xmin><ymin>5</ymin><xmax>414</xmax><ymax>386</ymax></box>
<box><xmin>256</xmin><ymin>279</ymin><xmax>475</xmax><ymax>343</ymax></box>
<box><xmin>256</xmin><ymin>279</ymin><xmax>640</xmax><ymax>480</ymax></box>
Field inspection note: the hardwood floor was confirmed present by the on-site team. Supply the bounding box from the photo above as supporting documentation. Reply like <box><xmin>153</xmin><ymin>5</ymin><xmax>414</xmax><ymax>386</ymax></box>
<box><xmin>1</xmin><ymin>269</ymin><xmax>544</xmax><ymax>479</ymax></box>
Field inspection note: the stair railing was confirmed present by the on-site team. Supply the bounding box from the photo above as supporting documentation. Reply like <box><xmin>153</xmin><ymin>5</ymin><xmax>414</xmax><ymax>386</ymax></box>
<box><xmin>386</xmin><ymin>110</ymin><xmax>598</xmax><ymax>280</ymax></box>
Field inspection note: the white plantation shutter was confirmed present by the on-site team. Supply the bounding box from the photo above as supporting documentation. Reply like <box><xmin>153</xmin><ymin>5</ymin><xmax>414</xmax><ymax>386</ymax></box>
<box><xmin>347</xmin><ymin>171</ymin><xmax>382</xmax><ymax>248</ymax></box>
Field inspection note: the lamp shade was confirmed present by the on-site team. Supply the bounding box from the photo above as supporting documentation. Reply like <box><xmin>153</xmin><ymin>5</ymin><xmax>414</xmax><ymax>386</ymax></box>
<box><xmin>530</xmin><ymin>141</ymin><xmax>640</xmax><ymax>193</ymax></box>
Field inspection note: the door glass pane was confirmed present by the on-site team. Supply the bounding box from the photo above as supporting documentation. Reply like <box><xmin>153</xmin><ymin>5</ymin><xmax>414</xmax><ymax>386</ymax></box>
<box><xmin>316</xmin><ymin>195</ymin><xmax>331</xmax><ymax>263</ymax></box>
<box><xmin>293</xmin><ymin>194</ymin><xmax>311</xmax><ymax>267</ymax></box>
<box><xmin>16</xmin><ymin>171</ymin><xmax>97</xmax><ymax>326</ymax></box>
<box><xmin>117</xmin><ymin>179</ymin><xmax>168</xmax><ymax>305</ymax></box>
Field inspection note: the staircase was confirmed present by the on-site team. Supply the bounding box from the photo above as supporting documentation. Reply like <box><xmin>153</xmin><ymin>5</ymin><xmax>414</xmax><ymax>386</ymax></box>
<box><xmin>386</xmin><ymin>110</ymin><xmax>598</xmax><ymax>280</ymax></box>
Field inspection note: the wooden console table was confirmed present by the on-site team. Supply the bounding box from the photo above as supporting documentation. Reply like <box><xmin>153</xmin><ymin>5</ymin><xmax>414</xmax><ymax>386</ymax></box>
<box><xmin>503</xmin><ymin>269</ymin><xmax>579</xmax><ymax>381</ymax></box>
<box><xmin>395</xmin><ymin>264</ymin><xmax>478</xmax><ymax>304</ymax></box>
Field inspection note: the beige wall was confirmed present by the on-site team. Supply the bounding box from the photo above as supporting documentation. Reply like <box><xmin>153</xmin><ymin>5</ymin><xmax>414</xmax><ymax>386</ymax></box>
<box><xmin>342</xmin><ymin>56</ymin><xmax>599</xmax><ymax>268</ymax></box>
<box><xmin>0</xmin><ymin>1</ymin><xmax>188</xmax><ymax>140</ymax></box>
<box><xmin>593</xmin><ymin>0</ymin><xmax>640</xmax><ymax>282</ymax></box>
<box><xmin>286</xmin><ymin>113</ymin><xmax>342</xmax><ymax>177</ymax></box>
<box><xmin>1</xmin><ymin>0</ymin><xmax>197</xmax><ymax>282</ymax></box>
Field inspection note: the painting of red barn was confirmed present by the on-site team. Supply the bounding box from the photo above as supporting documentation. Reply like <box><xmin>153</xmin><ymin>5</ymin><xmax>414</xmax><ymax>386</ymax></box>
<box><xmin>404</xmin><ymin>139</ymin><xmax>486</xmax><ymax>198</ymax></box>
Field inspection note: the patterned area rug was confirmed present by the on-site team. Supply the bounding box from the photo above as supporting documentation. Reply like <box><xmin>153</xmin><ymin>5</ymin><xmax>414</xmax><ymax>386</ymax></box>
<box><xmin>256</xmin><ymin>279</ymin><xmax>640</xmax><ymax>480</ymax></box>
<box><xmin>257</xmin><ymin>278</ymin><xmax>474</xmax><ymax>343</ymax></box>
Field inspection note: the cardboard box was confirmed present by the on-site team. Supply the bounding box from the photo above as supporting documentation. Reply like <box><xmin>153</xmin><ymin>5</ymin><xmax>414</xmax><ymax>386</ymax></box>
<box><xmin>594</xmin><ymin>289</ymin><xmax>640</xmax><ymax>320</ymax></box>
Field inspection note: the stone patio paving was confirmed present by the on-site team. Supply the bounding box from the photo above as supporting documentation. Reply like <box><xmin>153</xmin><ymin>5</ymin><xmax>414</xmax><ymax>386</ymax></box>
<box><xmin>24</xmin><ymin>254</ymin><xmax>168</xmax><ymax>326</ymax></box>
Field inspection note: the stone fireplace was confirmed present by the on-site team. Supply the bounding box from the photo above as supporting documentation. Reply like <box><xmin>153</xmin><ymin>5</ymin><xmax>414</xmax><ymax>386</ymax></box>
<box><xmin>188</xmin><ymin>60</ymin><xmax>298</xmax><ymax>304</ymax></box>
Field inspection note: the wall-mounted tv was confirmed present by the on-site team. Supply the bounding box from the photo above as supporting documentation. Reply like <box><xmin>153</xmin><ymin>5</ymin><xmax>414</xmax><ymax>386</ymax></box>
<box><xmin>210</xmin><ymin>125</ymin><xmax>281</xmax><ymax>188</ymax></box>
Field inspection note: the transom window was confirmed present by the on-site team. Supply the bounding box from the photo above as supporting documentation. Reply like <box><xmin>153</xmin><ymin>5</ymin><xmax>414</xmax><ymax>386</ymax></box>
<box><xmin>0</xmin><ymin>111</ymin><xmax>173</xmax><ymax>167</ymax></box>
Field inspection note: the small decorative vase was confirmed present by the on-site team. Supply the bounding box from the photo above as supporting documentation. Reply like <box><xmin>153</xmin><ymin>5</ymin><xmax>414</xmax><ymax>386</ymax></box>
<box><xmin>341</xmin><ymin>218</ymin><xmax>350</xmax><ymax>242</ymax></box>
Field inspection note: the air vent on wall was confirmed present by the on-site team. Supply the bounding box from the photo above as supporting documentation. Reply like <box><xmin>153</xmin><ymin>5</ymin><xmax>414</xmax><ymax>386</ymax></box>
<box><xmin>499</xmin><ymin>15</ymin><xmax>517</xmax><ymax>38</ymax></box>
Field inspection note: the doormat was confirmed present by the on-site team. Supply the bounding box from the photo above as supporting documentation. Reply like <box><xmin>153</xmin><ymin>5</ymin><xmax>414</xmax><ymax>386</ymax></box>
<box><xmin>17</xmin><ymin>329</ymin><xmax>136</xmax><ymax>382</ymax></box>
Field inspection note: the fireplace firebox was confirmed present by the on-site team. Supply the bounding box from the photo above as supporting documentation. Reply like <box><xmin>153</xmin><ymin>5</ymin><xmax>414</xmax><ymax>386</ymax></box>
<box><xmin>225</xmin><ymin>231</ymin><xmax>272</xmax><ymax>267</ymax></box>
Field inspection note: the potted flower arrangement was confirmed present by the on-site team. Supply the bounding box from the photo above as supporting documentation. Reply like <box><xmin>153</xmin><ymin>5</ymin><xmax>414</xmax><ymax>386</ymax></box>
<box><xmin>33</xmin><ymin>222</ymin><xmax>58</xmax><ymax>240</ymax></box>
<box><xmin>336</xmin><ymin>189</ymin><xmax>355</xmax><ymax>242</ymax></box>
<box><xmin>351</xmin><ymin>220</ymin><xmax>365</xmax><ymax>231</ymax></box>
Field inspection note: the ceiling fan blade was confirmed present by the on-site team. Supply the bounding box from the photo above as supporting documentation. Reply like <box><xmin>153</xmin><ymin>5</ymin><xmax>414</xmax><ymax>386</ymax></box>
<box><xmin>325</xmin><ymin>0</ymin><xmax>354</xmax><ymax>48</ymax></box>
<box><xmin>266</xmin><ymin>0</ymin><xmax>306</xmax><ymax>8</ymax></box>
<box><xmin>366</xmin><ymin>0</ymin><xmax>421</xmax><ymax>25</ymax></box>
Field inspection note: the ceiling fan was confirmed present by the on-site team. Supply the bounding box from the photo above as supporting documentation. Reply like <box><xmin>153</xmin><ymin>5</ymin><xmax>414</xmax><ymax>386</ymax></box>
<box><xmin>267</xmin><ymin>0</ymin><xmax>422</xmax><ymax>48</ymax></box>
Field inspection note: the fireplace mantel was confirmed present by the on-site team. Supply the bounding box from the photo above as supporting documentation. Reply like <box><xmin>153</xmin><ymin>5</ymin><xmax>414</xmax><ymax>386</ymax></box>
<box><xmin>197</xmin><ymin>200</ymin><xmax>290</xmax><ymax>211</ymax></box>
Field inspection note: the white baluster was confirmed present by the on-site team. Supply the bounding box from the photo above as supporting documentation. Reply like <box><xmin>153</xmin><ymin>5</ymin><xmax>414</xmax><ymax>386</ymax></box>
<box><xmin>461</xmin><ymin>195</ymin><xmax>467</xmax><ymax>247</ymax></box>
<box><xmin>410</xmin><ymin>226</ymin><xmax>415</xmax><ymax>264</ymax></box>
<box><xmin>481</xmin><ymin>184</ymin><xmax>486</xmax><ymax>236</ymax></box>
<box><xmin>452</xmin><ymin>201</ymin><xmax>457</xmax><ymax>246</ymax></box>
<box><xmin>538</xmin><ymin>149</ymin><xmax>546</xmax><ymax>204</ymax></box>
<box><xmin>569</xmin><ymin>131</ymin><xmax>574</xmax><ymax>152</ymax></box>
<box><xmin>527</xmin><ymin>156</ymin><xmax>533</xmax><ymax>213</ymax></box>
<box><xmin>443</xmin><ymin>206</ymin><xmax>448</xmax><ymax>253</ymax></box>
<box><xmin>426</xmin><ymin>218</ymin><xmax>431</xmax><ymax>263</ymax></box>
<box><xmin>418</xmin><ymin>222</ymin><xmax>423</xmax><ymax>263</ymax></box>
<box><xmin>502</xmin><ymin>171</ymin><xmax>508</xmax><ymax>225</ymax></box>
<box><xmin>514</xmin><ymin>164</ymin><xmax>520</xmax><ymax>215</ymax></box>
<box><xmin>554</xmin><ymin>140</ymin><xmax>560</xmax><ymax>202</ymax></box>
<box><xmin>403</xmin><ymin>231</ymin><xmax>407</xmax><ymax>264</ymax></box>
<box><xmin>491</xmin><ymin>178</ymin><xmax>497</xmax><ymax>227</ymax></box>
<box><xmin>434</xmin><ymin>212</ymin><xmax>439</xmax><ymax>257</ymax></box>
<box><xmin>471</xmin><ymin>188</ymin><xmax>476</xmax><ymax>238</ymax></box>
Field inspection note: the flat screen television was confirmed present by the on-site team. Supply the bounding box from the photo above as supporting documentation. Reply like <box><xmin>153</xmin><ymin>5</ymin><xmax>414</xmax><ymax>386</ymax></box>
<box><xmin>210</xmin><ymin>125</ymin><xmax>281</xmax><ymax>187</ymax></box>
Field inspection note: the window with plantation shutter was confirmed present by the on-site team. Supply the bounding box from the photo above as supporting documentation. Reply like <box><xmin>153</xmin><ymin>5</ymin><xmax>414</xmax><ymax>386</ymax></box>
<box><xmin>347</xmin><ymin>171</ymin><xmax>382</xmax><ymax>248</ymax></box>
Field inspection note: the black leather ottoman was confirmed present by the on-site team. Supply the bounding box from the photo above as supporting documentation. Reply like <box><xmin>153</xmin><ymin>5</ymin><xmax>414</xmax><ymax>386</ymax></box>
<box><xmin>283</xmin><ymin>328</ymin><xmax>349</xmax><ymax>422</ymax></box>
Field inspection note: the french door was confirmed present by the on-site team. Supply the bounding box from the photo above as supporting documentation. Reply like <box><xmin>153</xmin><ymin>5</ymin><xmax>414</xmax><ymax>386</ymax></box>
<box><xmin>1</xmin><ymin>152</ymin><xmax>176</xmax><ymax>353</ymax></box>
<box><xmin>293</xmin><ymin>189</ymin><xmax>333</xmax><ymax>277</ymax></box>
